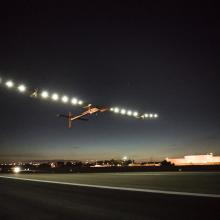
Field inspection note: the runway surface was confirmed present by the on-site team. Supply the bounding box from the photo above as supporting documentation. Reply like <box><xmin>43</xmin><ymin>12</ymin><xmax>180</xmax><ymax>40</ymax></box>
<box><xmin>0</xmin><ymin>173</ymin><xmax>220</xmax><ymax>220</ymax></box>
<box><xmin>1</xmin><ymin>171</ymin><xmax>220</xmax><ymax>194</ymax></box>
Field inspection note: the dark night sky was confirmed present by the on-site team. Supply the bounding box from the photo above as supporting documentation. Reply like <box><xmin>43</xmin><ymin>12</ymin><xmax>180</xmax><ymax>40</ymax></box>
<box><xmin>0</xmin><ymin>1</ymin><xmax>220</xmax><ymax>161</ymax></box>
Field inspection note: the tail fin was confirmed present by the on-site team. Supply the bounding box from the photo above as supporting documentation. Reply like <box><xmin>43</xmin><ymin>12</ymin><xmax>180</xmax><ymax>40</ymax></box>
<box><xmin>57</xmin><ymin>112</ymin><xmax>73</xmax><ymax>128</ymax></box>
<box><xmin>57</xmin><ymin>114</ymin><xmax>69</xmax><ymax>118</ymax></box>
<box><xmin>68</xmin><ymin>112</ymin><xmax>72</xmax><ymax>128</ymax></box>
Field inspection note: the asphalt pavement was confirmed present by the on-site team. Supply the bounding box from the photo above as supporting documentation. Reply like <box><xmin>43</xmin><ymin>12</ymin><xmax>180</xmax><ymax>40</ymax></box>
<box><xmin>0</xmin><ymin>177</ymin><xmax>219</xmax><ymax>220</ymax></box>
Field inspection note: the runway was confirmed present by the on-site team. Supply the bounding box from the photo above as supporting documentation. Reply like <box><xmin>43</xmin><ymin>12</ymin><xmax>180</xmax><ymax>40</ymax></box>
<box><xmin>0</xmin><ymin>173</ymin><xmax>220</xmax><ymax>220</ymax></box>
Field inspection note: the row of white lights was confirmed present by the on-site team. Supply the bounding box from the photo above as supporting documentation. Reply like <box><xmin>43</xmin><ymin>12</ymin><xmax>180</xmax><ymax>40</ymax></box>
<box><xmin>1</xmin><ymin>78</ymin><xmax>159</xmax><ymax>118</ymax></box>
<box><xmin>4</xmin><ymin>79</ymin><xmax>27</xmax><ymax>93</ymax></box>
<box><xmin>1</xmin><ymin>79</ymin><xmax>83</xmax><ymax>106</ymax></box>
<box><xmin>110</xmin><ymin>107</ymin><xmax>158</xmax><ymax>118</ymax></box>
<box><xmin>40</xmin><ymin>90</ymin><xmax>83</xmax><ymax>105</ymax></box>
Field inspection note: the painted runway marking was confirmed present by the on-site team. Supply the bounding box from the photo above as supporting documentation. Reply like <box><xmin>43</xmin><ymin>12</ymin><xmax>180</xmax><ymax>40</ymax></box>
<box><xmin>114</xmin><ymin>173</ymin><xmax>172</xmax><ymax>176</ymax></box>
<box><xmin>1</xmin><ymin>175</ymin><xmax>220</xmax><ymax>198</ymax></box>
<box><xmin>114</xmin><ymin>172</ymin><xmax>220</xmax><ymax>176</ymax></box>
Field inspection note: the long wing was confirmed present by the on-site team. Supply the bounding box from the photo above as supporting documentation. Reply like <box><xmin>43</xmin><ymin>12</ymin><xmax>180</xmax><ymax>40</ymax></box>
<box><xmin>1</xmin><ymin>76</ymin><xmax>159</xmax><ymax>120</ymax></box>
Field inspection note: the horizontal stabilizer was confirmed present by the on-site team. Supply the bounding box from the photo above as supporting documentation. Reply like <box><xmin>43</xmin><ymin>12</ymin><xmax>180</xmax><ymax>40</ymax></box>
<box><xmin>57</xmin><ymin>114</ymin><xmax>69</xmax><ymax>118</ymax></box>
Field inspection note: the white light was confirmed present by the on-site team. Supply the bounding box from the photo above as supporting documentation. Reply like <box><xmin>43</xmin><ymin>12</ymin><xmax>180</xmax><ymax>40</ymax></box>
<box><xmin>123</xmin><ymin>156</ymin><xmax>128</xmax><ymax>161</ymax></box>
<box><xmin>127</xmin><ymin>110</ymin><xmax>132</xmax><ymax>116</ymax></box>
<box><xmin>144</xmin><ymin>114</ymin><xmax>149</xmax><ymax>118</ymax></box>
<box><xmin>78</xmin><ymin>100</ymin><xmax>83</xmax><ymax>105</ymax></box>
<box><xmin>18</xmin><ymin>84</ymin><xmax>26</xmax><ymax>93</ymax></box>
<box><xmin>71</xmin><ymin>98</ymin><xmax>78</xmax><ymax>105</ymax></box>
<box><xmin>154</xmin><ymin>114</ymin><xmax>158</xmax><ymax>118</ymax></box>
<box><xmin>149</xmin><ymin>114</ymin><xmax>153</xmax><ymax>118</ymax></box>
<box><xmin>13</xmin><ymin>167</ymin><xmax>21</xmax><ymax>173</ymax></box>
<box><xmin>114</xmin><ymin>107</ymin><xmax>120</xmax><ymax>113</ymax></box>
<box><xmin>62</xmin><ymin>95</ymin><xmax>69</xmax><ymax>103</ymax></box>
<box><xmin>5</xmin><ymin>80</ymin><xmax>14</xmax><ymax>88</ymax></box>
<box><xmin>133</xmin><ymin>112</ymin><xmax>138</xmax><ymax>117</ymax></box>
<box><xmin>110</xmin><ymin>107</ymin><xmax>114</xmax><ymax>111</ymax></box>
<box><xmin>51</xmin><ymin>93</ymin><xmax>59</xmax><ymax>101</ymax></box>
<box><xmin>121</xmin><ymin>109</ymin><xmax>126</xmax><ymax>115</ymax></box>
<box><xmin>41</xmin><ymin>91</ymin><xmax>49</xmax><ymax>99</ymax></box>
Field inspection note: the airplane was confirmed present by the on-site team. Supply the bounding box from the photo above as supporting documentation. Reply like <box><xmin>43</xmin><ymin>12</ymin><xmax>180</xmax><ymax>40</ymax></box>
<box><xmin>57</xmin><ymin>104</ymin><xmax>108</xmax><ymax>128</ymax></box>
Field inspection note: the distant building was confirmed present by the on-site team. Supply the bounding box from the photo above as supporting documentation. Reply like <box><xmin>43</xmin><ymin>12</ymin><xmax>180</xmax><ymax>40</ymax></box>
<box><xmin>166</xmin><ymin>153</ymin><xmax>220</xmax><ymax>165</ymax></box>
<box><xmin>129</xmin><ymin>163</ymin><xmax>160</xmax><ymax>167</ymax></box>
<box><xmin>50</xmin><ymin>161</ymin><xmax>65</xmax><ymax>168</ymax></box>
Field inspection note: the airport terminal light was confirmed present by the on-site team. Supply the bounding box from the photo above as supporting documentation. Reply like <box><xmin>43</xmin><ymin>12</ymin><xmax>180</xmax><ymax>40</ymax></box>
<box><xmin>18</xmin><ymin>84</ymin><xmax>26</xmax><ymax>93</ymax></box>
<box><xmin>61</xmin><ymin>95</ymin><xmax>69</xmax><ymax>103</ymax></box>
<box><xmin>51</xmin><ymin>93</ymin><xmax>59</xmax><ymax>101</ymax></box>
<box><xmin>5</xmin><ymin>80</ymin><xmax>14</xmax><ymax>88</ymax></box>
<box><xmin>41</xmin><ymin>91</ymin><xmax>49</xmax><ymax>99</ymax></box>
<box><xmin>13</xmin><ymin>166</ymin><xmax>21</xmax><ymax>173</ymax></box>
<box><xmin>71</xmin><ymin>98</ymin><xmax>78</xmax><ymax>105</ymax></box>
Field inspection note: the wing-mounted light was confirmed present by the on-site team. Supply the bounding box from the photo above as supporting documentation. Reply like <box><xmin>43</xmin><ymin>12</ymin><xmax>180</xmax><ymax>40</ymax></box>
<box><xmin>140</xmin><ymin>113</ymin><xmax>159</xmax><ymax>119</ymax></box>
<box><xmin>17</xmin><ymin>84</ymin><xmax>26</xmax><ymax>93</ymax></box>
<box><xmin>5</xmin><ymin>80</ymin><xmax>14</xmax><ymax>88</ymax></box>
<box><xmin>110</xmin><ymin>107</ymin><xmax>159</xmax><ymax>120</ymax></box>
<box><xmin>110</xmin><ymin>107</ymin><xmax>139</xmax><ymax>118</ymax></box>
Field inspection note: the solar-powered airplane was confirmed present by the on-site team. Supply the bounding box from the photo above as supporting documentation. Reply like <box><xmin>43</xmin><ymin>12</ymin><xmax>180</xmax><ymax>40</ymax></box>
<box><xmin>0</xmin><ymin>77</ymin><xmax>159</xmax><ymax>128</ymax></box>
<box><xmin>57</xmin><ymin>104</ymin><xmax>108</xmax><ymax>128</ymax></box>
<box><xmin>57</xmin><ymin>104</ymin><xmax>159</xmax><ymax>128</ymax></box>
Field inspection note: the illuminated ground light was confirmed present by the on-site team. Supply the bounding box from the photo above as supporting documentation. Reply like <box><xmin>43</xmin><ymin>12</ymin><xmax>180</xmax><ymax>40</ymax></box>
<box><xmin>17</xmin><ymin>84</ymin><xmax>26</xmax><ymax>93</ymax></box>
<box><xmin>71</xmin><ymin>98</ymin><xmax>78</xmax><ymax>105</ymax></box>
<box><xmin>61</xmin><ymin>95</ymin><xmax>69</xmax><ymax>103</ymax></box>
<box><xmin>123</xmin><ymin>156</ymin><xmax>128</xmax><ymax>161</ymax></box>
<box><xmin>51</xmin><ymin>93</ymin><xmax>59</xmax><ymax>101</ymax></box>
<box><xmin>41</xmin><ymin>91</ymin><xmax>49</xmax><ymax>99</ymax></box>
<box><xmin>13</xmin><ymin>166</ymin><xmax>21</xmax><ymax>173</ymax></box>
<box><xmin>5</xmin><ymin>80</ymin><xmax>14</xmax><ymax>88</ymax></box>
